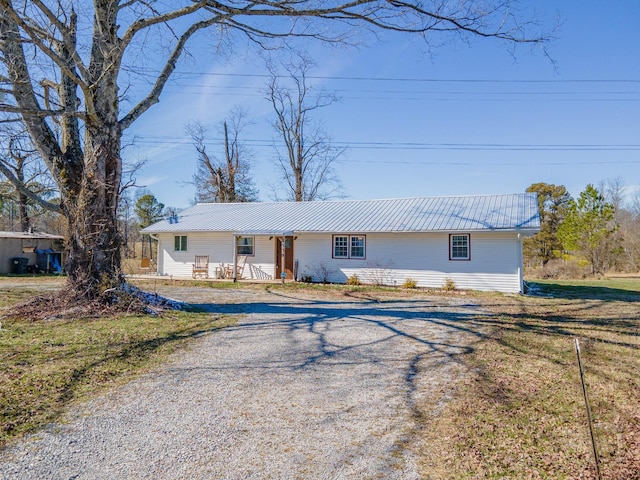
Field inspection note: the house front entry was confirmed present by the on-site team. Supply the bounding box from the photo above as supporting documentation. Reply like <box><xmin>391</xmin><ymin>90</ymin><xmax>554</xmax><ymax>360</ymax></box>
<box><xmin>275</xmin><ymin>236</ymin><xmax>294</xmax><ymax>280</ymax></box>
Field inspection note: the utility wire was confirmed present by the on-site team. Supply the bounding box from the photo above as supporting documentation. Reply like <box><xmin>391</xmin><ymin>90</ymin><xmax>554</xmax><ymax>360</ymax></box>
<box><xmin>126</xmin><ymin>135</ymin><xmax>640</xmax><ymax>151</ymax></box>
<box><xmin>124</xmin><ymin>67</ymin><xmax>640</xmax><ymax>84</ymax></box>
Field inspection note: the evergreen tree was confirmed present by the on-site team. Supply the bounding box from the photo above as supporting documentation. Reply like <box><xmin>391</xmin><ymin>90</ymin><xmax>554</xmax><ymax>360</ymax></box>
<box><xmin>524</xmin><ymin>183</ymin><xmax>571</xmax><ymax>265</ymax></box>
<box><xmin>135</xmin><ymin>193</ymin><xmax>165</xmax><ymax>260</ymax></box>
<box><xmin>558</xmin><ymin>184</ymin><xmax>618</xmax><ymax>275</ymax></box>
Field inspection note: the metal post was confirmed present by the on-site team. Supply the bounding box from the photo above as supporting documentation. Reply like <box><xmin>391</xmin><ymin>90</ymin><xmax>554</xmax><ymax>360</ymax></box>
<box><xmin>574</xmin><ymin>338</ymin><xmax>602</xmax><ymax>480</ymax></box>
<box><xmin>232</xmin><ymin>234</ymin><xmax>238</xmax><ymax>283</ymax></box>
<box><xmin>281</xmin><ymin>236</ymin><xmax>286</xmax><ymax>283</ymax></box>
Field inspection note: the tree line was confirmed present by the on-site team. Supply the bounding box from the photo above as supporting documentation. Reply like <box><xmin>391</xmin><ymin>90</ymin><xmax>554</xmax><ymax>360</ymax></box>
<box><xmin>525</xmin><ymin>179</ymin><xmax>640</xmax><ymax>276</ymax></box>
<box><xmin>187</xmin><ymin>53</ymin><xmax>344</xmax><ymax>205</ymax></box>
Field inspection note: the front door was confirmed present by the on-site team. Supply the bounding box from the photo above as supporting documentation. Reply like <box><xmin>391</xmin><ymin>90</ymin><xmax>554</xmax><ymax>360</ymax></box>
<box><xmin>275</xmin><ymin>236</ymin><xmax>294</xmax><ymax>280</ymax></box>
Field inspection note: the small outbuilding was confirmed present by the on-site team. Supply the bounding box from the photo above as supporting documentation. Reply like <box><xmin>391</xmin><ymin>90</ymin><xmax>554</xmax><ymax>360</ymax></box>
<box><xmin>142</xmin><ymin>193</ymin><xmax>540</xmax><ymax>293</ymax></box>
<box><xmin>0</xmin><ymin>231</ymin><xmax>65</xmax><ymax>274</ymax></box>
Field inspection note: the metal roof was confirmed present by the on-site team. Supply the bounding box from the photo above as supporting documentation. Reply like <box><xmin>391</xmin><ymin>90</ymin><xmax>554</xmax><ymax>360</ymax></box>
<box><xmin>0</xmin><ymin>231</ymin><xmax>64</xmax><ymax>240</ymax></box>
<box><xmin>142</xmin><ymin>194</ymin><xmax>540</xmax><ymax>234</ymax></box>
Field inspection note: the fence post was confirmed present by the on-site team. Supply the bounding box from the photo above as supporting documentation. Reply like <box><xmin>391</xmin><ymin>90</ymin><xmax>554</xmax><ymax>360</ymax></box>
<box><xmin>574</xmin><ymin>338</ymin><xmax>602</xmax><ymax>480</ymax></box>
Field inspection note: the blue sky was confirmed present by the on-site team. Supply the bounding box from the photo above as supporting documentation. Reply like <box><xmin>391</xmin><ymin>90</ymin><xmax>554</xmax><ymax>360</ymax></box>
<box><xmin>124</xmin><ymin>1</ymin><xmax>640</xmax><ymax>210</ymax></box>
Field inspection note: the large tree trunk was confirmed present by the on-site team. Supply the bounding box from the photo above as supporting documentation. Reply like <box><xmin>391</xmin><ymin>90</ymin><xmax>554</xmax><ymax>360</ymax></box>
<box><xmin>64</xmin><ymin>125</ymin><xmax>123</xmax><ymax>299</ymax></box>
<box><xmin>62</xmin><ymin>3</ymin><xmax>123</xmax><ymax>299</ymax></box>
<box><xmin>65</xmin><ymin>198</ymin><xmax>121</xmax><ymax>298</ymax></box>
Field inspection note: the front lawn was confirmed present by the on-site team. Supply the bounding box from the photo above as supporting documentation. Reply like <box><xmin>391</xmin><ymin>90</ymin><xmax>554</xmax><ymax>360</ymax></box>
<box><xmin>0</xmin><ymin>289</ymin><xmax>235</xmax><ymax>449</ymax></box>
<box><xmin>417</xmin><ymin>278</ymin><xmax>640</xmax><ymax>479</ymax></box>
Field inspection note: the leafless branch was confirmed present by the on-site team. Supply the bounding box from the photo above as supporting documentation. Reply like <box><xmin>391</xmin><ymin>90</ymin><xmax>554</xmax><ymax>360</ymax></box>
<box><xmin>119</xmin><ymin>14</ymin><xmax>221</xmax><ymax>130</ymax></box>
<box><xmin>266</xmin><ymin>53</ymin><xmax>344</xmax><ymax>201</ymax></box>
<box><xmin>0</xmin><ymin>159</ymin><xmax>61</xmax><ymax>213</ymax></box>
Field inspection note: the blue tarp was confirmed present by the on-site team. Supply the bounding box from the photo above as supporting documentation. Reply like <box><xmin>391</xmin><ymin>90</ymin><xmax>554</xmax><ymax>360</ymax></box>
<box><xmin>36</xmin><ymin>249</ymin><xmax>62</xmax><ymax>273</ymax></box>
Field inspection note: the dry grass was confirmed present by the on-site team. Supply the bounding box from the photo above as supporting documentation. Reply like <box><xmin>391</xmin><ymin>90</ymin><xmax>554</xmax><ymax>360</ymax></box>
<box><xmin>417</xmin><ymin>279</ymin><xmax>640</xmax><ymax>479</ymax></box>
<box><xmin>1</xmin><ymin>276</ymin><xmax>638</xmax><ymax>479</ymax></box>
<box><xmin>0</xmin><ymin>282</ymin><xmax>235</xmax><ymax>449</ymax></box>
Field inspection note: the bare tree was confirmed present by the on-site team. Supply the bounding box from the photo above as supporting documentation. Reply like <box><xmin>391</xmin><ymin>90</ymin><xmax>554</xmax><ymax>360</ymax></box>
<box><xmin>0</xmin><ymin>0</ymin><xmax>551</xmax><ymax>301</ymax></box>
<box><xmin>187</xmin><ymin>109</ymin><xmax>258</xmax><ymax>203</ymax></box>
<box><xmin>0</xmin><ymin>128</ymin><xmax>58</xmax><ymax>232</ymax></box>
<box><xmin>266</xmin><ymin>54</ymin><xmax>344</xmax><ymax>201</ymax></box>
<box><xmin>600</xmin><ymin>176</ymin><xmax>626</xmax><ymax>218</ymax></box>
<box><xmin>599</xmin><ymin>177</ymin><xmax>627</xmax><ymax>270</ymax></box>
<box><xmin>2</xmin><ymin>145</ymin><xmax>33</xmax><ymax>232</ymax></box>
<box><xmin>623</xmin><ymin>187</ymin><xmax>640</xmax><ymax>272</ymax></box>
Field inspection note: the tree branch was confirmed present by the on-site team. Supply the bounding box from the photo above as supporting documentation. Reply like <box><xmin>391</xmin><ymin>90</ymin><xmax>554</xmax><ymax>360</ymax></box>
<box><xmin>0</xmin><ymin>159</ymin><xmax>61</xmax><ymax>213</ymax></box>
<box><xmin>119</xmin><ymin>15</ymin><xmax>220</xmax><ymax>130</ymax></box>
<box><xmin>120</xmin><ymin>1</ymin><xmax>208</xmax><ymax>49</ymax></box>
<box><xmin>0</xmin><ymin>4</ymin><xmax>64</xmax><ymax>175</ymax></box>
<box><xmin>0</xmin><ymin>2</ymin><xmax>89</xmax><ymax>89</ymax></box>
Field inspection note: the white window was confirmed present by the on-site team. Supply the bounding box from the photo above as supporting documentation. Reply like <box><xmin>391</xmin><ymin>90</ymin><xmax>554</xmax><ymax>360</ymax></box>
<box><xmin>174</xmin><ymin>235</ymin><xmax>188</xmax><ymax>252</ymax></box>
<box><xmin>450</xmin><ymin>234</ymin><xmax>470</xmax><ymax>260</ymax></box>
<box><xmin>236</xmin><ymin>236</ymin><xmax>254</xmax><ymax>256</ymax></box>
<box><xmin>333</xmin><ymin>235</ymin><xmax>366</xmax><ymax>259</ymax></box>
<box><xmin>350</xmin><ymin>235</ymin><xmax>366</xmax><ymax>258</ymax></box>
<box><xmin>333</xmin><ymin>235</ymin><xmax>348</xmax><ymax>258</ymax></box>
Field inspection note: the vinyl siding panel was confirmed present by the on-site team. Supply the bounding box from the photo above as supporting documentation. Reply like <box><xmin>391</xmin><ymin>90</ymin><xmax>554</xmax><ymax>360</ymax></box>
<box><xmin>156</xmin><ymin>230</ymin><xmax>524</xmax><ymax>293</ymax></box>
<box><xmin>157</xmin><ymin>232</ymin><xmax>277</xmax><ymax>279</ymax></box>
<box><xmin>294</xmin><ymin>232</ymin><xmax>522</xmax><ymax>292</ymax></box>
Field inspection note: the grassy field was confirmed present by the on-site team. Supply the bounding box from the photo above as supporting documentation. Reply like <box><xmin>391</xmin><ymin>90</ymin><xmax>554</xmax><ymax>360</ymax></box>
<box><xmin>418</xmin><ymin>277</ymin><xmax>640</xmax><ymax>479</ymax></box>
<box><xmin>1</xmin><ymin>277</ymin><xmax>638</xmax><ymax>479</ymax></box>
<box><xmin>0</xmin><ymin>281</ymin><xmax>235</xmax><ymax>449</ymax></box>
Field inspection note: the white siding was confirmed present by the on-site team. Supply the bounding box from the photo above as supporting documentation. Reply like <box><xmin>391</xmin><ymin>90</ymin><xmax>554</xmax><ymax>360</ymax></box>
<box><xmin>294</xmin><ymin>232</ymin><xmax>523</xmax><ymax>293</ymax></box>
<box><xmin>156</xmin><ymin>231</ymin><xmax>525</xmax><ymax>292</ymax></box>
<box><xmin>157</xmin><ymin>232</ymin><xmax>277</xmax><ymax>279</ymax></box>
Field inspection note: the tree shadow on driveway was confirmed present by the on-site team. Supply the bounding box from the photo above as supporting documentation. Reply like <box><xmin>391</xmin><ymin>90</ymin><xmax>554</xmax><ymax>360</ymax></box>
<box><xmin>183</xmin><ymin>289</ymin><xmax>496</xmax><ymax>423</ymax></box>
<box><xmin>187</xmin><ymin>291</ymin><xmax>491</xmax><ymax>368</ymax></box>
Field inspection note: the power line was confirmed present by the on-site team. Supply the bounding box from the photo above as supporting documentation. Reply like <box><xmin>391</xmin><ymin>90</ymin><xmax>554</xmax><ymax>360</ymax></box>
<box><xmin>166</xmin><ymin>83</ymin><xmax>640</xmax><ymax>95</ymax></box>
<box><xmin>152</xmin><ymin>70</ymin><xmax>640</xmax><ymax>84</ymax></box>
<box><xmin>347</xmin><ymin>159</ymin><xmax>640</xmax><ymax>166</ymax></box>
<box><xmin>127</xmin><ymin>135</ymin><xmax>640</xmax><ymax>152</ymax></box>
<box><xmin>124</xmin><ymin>66</ymin><xmax>640</xmax><ymax>84</ymax></box>
<box><xmin>157</xmin><ymin>87</ymin><xmax>640</xmax><ymax>102</ymax></box>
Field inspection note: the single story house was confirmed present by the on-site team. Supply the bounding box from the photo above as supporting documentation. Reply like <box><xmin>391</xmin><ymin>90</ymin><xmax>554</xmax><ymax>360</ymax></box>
<box><xmin>0</xmin><ymin>231</ymin><xmax>65</xmax><ymax>274</ymax></box>
<box><xmin>142</xmin><ymin>193</ymin><xmax>540</xmax><ymax>293</ymax></box>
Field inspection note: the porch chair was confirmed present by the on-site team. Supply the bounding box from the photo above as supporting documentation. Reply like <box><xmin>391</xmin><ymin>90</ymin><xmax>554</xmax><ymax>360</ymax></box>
<box><xmin>140</xmin><ymin>257</ymin><xmax>151</xmax><ymax>274</ymax></box>
<box><xmin>192</xmin><ymin>255</ymin><xmax>209</xmax><ymax>278</ymax></box>
<box><xmin>224</xmin><ymin>255</ymin><xmax>247</xmax><ymax>279</ymax></box>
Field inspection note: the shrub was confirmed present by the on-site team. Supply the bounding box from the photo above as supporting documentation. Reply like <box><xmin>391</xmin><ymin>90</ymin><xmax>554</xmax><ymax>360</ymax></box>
<box><xmin>363</xmin><ymin>259</ymin><xmax>394</xmax><ymax>286</ymax></box>
<box><xmin>346</xmin><ymin>274</ymin><xmax>362</xmax><ymax>286</ymax></box>
<box><xmin>402</xmin><ymin>278</ymin><xmax>417</xmax><ymax>289</ymax></box>
<box><xmin>526</xmin><ymin>259</ymin><xmax>592</xmax><ymax>280</ymax></box>
<box><xmin>442</xmin><ymin>278</ymin><xmax>456</xmax><ymax>291</ymax></box>
<box><xmin>306</xmin><ymin>262</ymin><xmax>333</xmax><ymax>283</ymax></box>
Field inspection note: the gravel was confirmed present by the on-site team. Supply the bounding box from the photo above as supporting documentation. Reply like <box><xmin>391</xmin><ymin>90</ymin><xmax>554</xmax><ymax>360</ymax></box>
<box><xmin>0</xmin><ymin>286</ymin><xmax>483</xmax><ymax>479</ymax></box>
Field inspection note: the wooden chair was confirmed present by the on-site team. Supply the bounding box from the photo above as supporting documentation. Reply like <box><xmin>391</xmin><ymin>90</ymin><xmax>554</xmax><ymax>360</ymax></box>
<box><xmin>192</xmin><ymin>255</ymin><xmax>209</xmax><ymax>278</ymax></box>
<box><xmin>224</xmin><ymin>255</ymin><xmax>247</xmax><ymax>279</ymax></box>
<box><xmin>236</xmin><ymin>255</ymin><xmax>247</xmax><ymax>278</ymax></box>
<box><xmin>140</xmin><ymin>257</ymin><xmax>151</xmax><ymax>274</ymax></box>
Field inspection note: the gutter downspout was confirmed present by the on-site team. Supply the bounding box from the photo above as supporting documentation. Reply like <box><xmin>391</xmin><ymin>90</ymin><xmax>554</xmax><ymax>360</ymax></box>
<box><xmin>517</xmin><ymin>232</ymin><xmax>524</xmax><ymax>293</ymax></box>
<box><xmin>232</xmin><ymin>234</ymin><xmax>238</xmax><ymax>283</ymax></box>
<box><xmin>281</xmin><ymin>236</ymin><xmax>286</xmax><ymax>283</ymax></box>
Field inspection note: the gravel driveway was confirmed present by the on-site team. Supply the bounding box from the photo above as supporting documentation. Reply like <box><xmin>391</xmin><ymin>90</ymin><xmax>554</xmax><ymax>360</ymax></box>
<box><xmin>0</xmin><ymin>286</ymin><xmax>484</xmax><ymax>479</ymax></box>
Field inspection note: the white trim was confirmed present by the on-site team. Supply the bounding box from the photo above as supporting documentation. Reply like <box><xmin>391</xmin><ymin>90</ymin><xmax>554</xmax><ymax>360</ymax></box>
<box><xmin>449</xmin><ymin>234</ymin><xmax>470</xmax><ymax>260</ymax></box>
